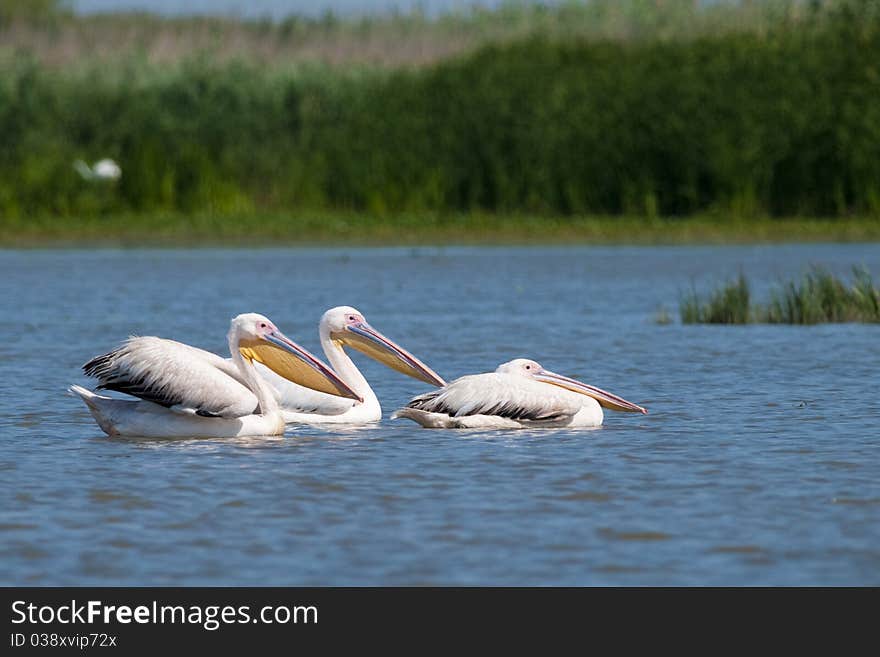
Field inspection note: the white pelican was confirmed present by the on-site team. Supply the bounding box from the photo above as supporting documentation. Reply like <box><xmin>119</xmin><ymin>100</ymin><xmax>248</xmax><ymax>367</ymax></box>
<box><xmin>73</xmin><ymin>158</ymin><xmax>121</xmax><ymax>181</ymax></box>
<box><xmin>254</xmin><ymin>306</ymin><xmax>446</xmax><ymax>424</ymax></box>
<box><xmin>69</xmin><ymin>313</ymin><xmax>359</xmax><ymax>438</ymax></box>
<box><xmin>392</xmin><ymin>358</ymin><xmax>647</xmax><ymax>429</ymax></box>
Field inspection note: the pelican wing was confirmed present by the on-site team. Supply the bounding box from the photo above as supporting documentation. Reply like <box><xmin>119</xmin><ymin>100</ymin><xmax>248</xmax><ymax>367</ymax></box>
<box><xmin>253</xmin><ymin>362</ymin><xmax>355</xmax><ymax>416</ymax></box>
<box><xmin>403</xmin><ymin>372</ymin><xmax>580</xmax><ymax>423</ymax></box>
<box><xmin>83</xmin><ymin>337</ymin><xmax>259</xmax><ymax>418</ymax></box>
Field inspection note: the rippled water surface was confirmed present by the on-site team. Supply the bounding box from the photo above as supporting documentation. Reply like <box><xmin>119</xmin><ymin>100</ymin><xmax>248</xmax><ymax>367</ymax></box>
<box><xmin>1</xmin><ymin>244</ymin><xmax>878</xmax><ymax>585</ymax></box>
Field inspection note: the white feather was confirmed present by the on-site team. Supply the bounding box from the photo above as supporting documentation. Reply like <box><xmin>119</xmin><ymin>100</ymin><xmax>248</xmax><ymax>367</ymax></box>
<box><xmin>70</xmin><ymin>313</ymin><xmax>330</xmax><ymax>438</ymax></box>
<box><xmin>85</xmin><ymin>337</ymin><xmax>260</xmax><ymax>418</ymax></box>
<box><xmin>392</xmin><ymin>359</ymin><xmax>610</xmax><ymax>430</ymax></box>
<box><xmin>68</xmin><ymin>385</ymin><xmax>283</xmax><ymax>438</ymax></box>
<box><xmin>255</xmin><ymin>306</ymin><xmax>443</xmax><ymax>425</ymax></box>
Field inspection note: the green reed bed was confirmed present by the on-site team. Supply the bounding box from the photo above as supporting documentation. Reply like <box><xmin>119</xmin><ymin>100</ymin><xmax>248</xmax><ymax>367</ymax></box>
<box><xmin>1</xmin><ymin>1</ymin><xmax>879</xmax><ymax>222</ymax></box>
<box><xmin>681</xmin><ymin>273</ymin><xmax>752</xmax><ymax>324</ymax></box>
<box><xmin>3</xmin><ymin>214</ymin><xmax>880</xmax><ymax>247</ymax></box>
<box><xmin>680</xmin><ymin>266</ymin><xmax>880</xmax><ymax>324</ymax></box>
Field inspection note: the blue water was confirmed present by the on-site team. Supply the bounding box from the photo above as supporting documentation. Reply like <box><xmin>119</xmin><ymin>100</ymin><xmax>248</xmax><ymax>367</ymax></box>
<box><xmin>1</xmin><ymin>245</ymin><xmax>878</xmax><ymax>585</ymax></box>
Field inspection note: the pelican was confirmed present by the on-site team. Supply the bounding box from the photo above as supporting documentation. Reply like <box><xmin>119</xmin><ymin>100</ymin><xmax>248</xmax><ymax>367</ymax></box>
<box><xmin>254</xmin><ymin>306</ymin><xmax>446</xmax><ymax>424</ymax></box>
<box><xmin>69</xmin><ymin>313</ymin><xmax>359</xmax><ymax>438</ymax></box>
<box><xmin>73</xmin><ymin>158</ymin><xmax>121</xmax><ymax>181</ymax></box>
<box><xmin>392</xmin><ymin>358</ymin><xmax>647</xmax><ymax>429</ymax></box>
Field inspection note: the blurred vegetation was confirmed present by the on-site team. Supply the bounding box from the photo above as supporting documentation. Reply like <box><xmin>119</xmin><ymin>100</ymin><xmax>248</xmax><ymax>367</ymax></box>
<box><xmin>0</xmin><ymin>1</ymin><xmax>833</xmax><ymax>68</ymax></box>
<box><xmin>4</xmin><ymin>214</ymin><xmax>878</xmax><ymax>247</ymax></box>
<box><xmin>654</xmin><ymin>305</ymin><xmax>674</xmax><ymax>325</ymax></box>
<box><xmin>681</xmin><ymin>266</ymin><xmax>880</xmax><ymax>323</ymax></box>
<box><xmin>0</xmin><ymin>0</ymin><xmax>70</xmax><ymax>26</ymax></box>
<box><xmin>0</xmin><ymin>0</ymin><xmax>879</xmax><ymax>225</ymax></box>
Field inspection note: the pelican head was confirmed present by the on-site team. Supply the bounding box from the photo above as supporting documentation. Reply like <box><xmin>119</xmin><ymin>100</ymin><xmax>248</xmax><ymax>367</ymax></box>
<box><xmin>322</xmin><ymin>306</ymin><xmax>446</xmax><ymax>387</ymax></box>
<box><xmin>497</xmin><ymin>358</ymin><xmax>647</xmax><ymax>414</ymax></box>
<box><xmin>233</xmin><ymin>313</ymin><xmax>361</xmax><ymax>400</ymax></box>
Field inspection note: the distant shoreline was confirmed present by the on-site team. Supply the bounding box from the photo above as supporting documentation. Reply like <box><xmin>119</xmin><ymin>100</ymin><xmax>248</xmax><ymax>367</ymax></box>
<box><xmin>4</xmin><ymin>4</ymin><xmax>878</xmax><ymax>224</ymax></box>
<box><xmin>3</xmin><ymin>214</ymin><xmax>878</xmax><ymax>247</ymax></box>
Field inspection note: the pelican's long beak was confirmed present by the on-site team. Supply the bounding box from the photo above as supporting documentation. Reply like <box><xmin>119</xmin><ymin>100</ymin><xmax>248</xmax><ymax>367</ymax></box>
<box><xmin>240</xmin><ymin>330</ymin><xmax>362</xmax><ymax>401</ymax></box>
<box><xmin>336</xmin><ymin>321</ymin><xmax>446</xmax><ymax>387</ymax></box>
<box><xmin>534</xmin><ymin>369</ymin><xmax>647</xmax><ymax>414</ymax></box>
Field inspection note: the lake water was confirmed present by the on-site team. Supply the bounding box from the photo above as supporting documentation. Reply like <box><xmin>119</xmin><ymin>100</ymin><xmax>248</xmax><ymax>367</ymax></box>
<box><xmin>1</xmin><ymin>244</ymin><xmax>878</xmax><ymax>585</ymax></box>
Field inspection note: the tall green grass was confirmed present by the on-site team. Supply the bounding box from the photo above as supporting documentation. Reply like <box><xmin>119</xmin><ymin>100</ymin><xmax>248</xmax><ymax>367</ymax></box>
<box><xmin>681</xmin><ymin>273</ymin><xmax>752</xmax><ymax>324</ymax></box>
<box><xmin>1</xmin><ymin>1</ymin><xmax>879</xmax><ymax>220</ymax></box>
<box><xmin>765</xmin><ymin>266</ymin><xmax>880</xmax><ymax>323</ymax></box>
<box><xmin>6</xmin><ymin>213</ymin><xmax>878</xmax><ymax>247</ymax></box>
<box><xmin>681</xmin><ymin>266</ymin><xmax>880</xmax><ymax>324</ymax></box>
